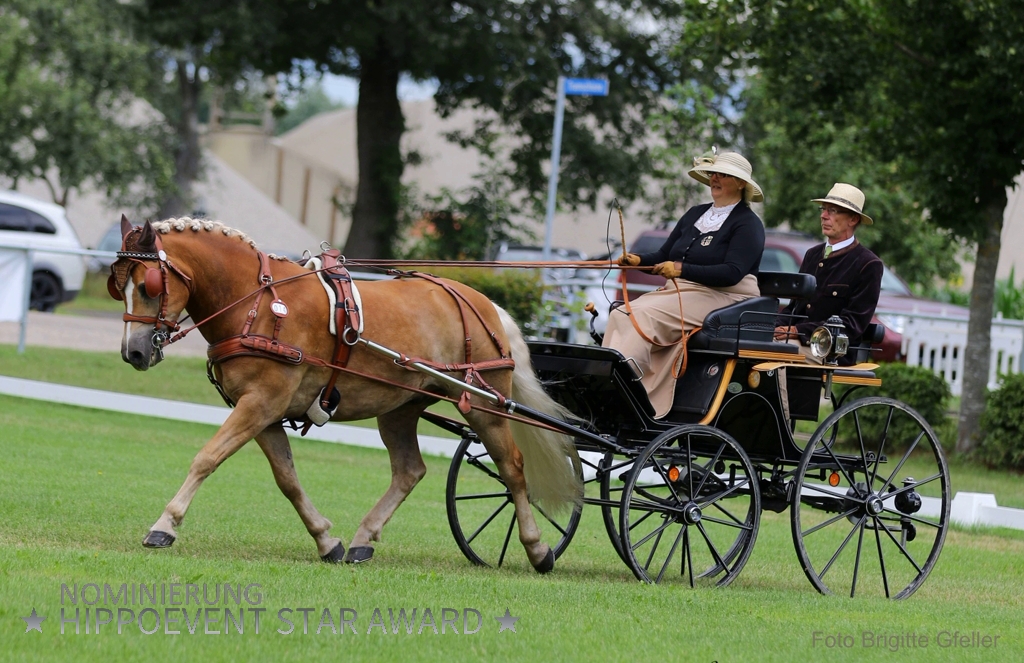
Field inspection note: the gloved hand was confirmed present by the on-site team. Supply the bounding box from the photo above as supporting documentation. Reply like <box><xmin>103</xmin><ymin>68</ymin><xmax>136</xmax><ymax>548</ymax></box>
<box><xmin>616</xmin><ymin>252</ymin><xmax>642</xmax><ymax>266</ymax></box>
<box><xmin>651</xmin><ymin>261</ymin><xmax>682</xmax><ymax>279</ymax></box>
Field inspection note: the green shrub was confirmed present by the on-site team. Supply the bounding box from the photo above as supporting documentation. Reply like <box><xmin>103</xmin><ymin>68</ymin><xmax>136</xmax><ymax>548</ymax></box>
<box><xmin>421</xmin><ymin>266</ymin><xmax>545</xmax><ymax>329</ymax></box>
<box><xmin>835</xmin><ymin>362</ymin><xmax>952</xmax><ymax>451</ymax></box>
<box><xmin>978</xmin><ymin>372</ymin><xmax>1024</xmax><ymax>471</ymax></box>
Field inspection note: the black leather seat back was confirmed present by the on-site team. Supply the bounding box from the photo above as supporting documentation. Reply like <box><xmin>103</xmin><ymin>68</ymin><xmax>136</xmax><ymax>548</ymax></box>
<box><xmin>848</xmin><ymin>322</ymin><xmax>885</xmax><ymax>363</ymax></box>
<box><xmin>758</xmin><ymin>271</ymin><xmax>816</xmax><ymax>299</ymax></box>
<box><xmin>688</xmin><ymin>296</ymin><xmax>796</xmax><ymax>354</ymax></box>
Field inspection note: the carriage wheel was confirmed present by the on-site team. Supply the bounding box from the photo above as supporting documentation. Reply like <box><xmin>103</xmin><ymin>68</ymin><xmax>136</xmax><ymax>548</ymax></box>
<box><xmin>599</xmin><ymin>450</ymin><xmax>633</xmax><ymax>565</ymax></box>
<box><xmin>791</xmin><ymin>397</ymin><xmax>950</xmax><ymax>599</ymax></box>
<box><xmin>446</xmin><ymin>436</ymin><xmax>582</xmax><ymax>568</ymax></box>
<box><xmin>619</xmin><ymin>425</ymin><xmax>760</xmax><ymax>586</ymax></box>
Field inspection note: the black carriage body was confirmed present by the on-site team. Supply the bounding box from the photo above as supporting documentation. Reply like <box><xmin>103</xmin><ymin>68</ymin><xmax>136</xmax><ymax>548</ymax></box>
<box><xmin>442</xmin><ymin>272</ymin><xmax>950</xmax><ymax>598</ymax></box>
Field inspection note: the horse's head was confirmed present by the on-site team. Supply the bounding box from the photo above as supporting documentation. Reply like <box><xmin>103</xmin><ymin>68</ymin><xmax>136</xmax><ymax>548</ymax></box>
<box><xmin>107</xmin><ymin>216</ymin><xmax>193</xmax><ymax>370</ymax></box>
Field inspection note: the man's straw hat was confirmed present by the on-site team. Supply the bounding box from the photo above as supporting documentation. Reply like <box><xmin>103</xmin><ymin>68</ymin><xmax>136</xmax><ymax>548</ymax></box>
<box><xmin>811</xmin><ymin>183</ymin><xmax>874</xmax><ymax>225</ymax></box>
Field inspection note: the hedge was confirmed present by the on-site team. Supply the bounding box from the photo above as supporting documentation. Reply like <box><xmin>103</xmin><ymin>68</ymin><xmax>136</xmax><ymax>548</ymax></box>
<box><xmin>978</xmin><ymin>372</ymin><xmax>1024</xmax><ymax>471</ymax></box>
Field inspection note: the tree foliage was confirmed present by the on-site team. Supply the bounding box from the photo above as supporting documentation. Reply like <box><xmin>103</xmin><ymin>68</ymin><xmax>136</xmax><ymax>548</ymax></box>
<box><xmin>132</xmin><ymin>0</ymin><xmax>282</xmax><ymax>217</ymax></box>
<box><xmin>674</xmin><ymin>0</ymin><xmax>1024</xmax><ymax>453</ymax></box>
<box><xmin>401</xmin><ymin>165</ymin><xmax>535</xmax><ymax>262</ymax></box>
<box><xmin>250</xmin><ymin>0</ymin><xmax>685</xmax><ymax>258</ymax></box>
<box><xmin>0</xmin><ymin>0</ymin><xmax>174</xmax><ymax>209</ymax></box>
<box><xmin>741</xmin><ymin>77</ymin><xmax>962</xmax><ymax>290</ymax></box>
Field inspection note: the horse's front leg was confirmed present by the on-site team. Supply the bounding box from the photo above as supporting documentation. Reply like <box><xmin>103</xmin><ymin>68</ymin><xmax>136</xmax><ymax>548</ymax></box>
<box><xmin>345</xmin><ymin>401</ymin><xmax>429</xmax><ymax>564</ymax></box>
<box><xmin>254</xmin><ymin>423</ymin><xmax>346</xmax><ymax>562</ymax></box>
<box><xmin>143</xmin><ymin>397</ymin><xmax>280</xmax><ymax>549</ymax></box>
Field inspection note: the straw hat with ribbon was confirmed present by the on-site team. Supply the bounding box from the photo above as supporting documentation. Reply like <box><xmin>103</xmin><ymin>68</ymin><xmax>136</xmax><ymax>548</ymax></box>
<box><xmin>811</xmin><ymin>183</ymin><xmax>874</xmax><ymax>225</ymax></box>
<box><xmin>687</xmin><ymin>149</ymin><xmax>764</xmax><ymax>203</ymax></box>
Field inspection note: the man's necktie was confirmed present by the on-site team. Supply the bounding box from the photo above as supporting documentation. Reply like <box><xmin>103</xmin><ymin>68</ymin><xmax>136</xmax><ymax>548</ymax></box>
<box><xmin>824</xmin><ymin>245</ymin><xmax>833</xmax><ymax>258</ymax></box>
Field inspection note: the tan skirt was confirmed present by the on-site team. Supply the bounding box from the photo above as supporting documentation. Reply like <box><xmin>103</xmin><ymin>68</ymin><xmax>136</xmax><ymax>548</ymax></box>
<box><xmin>602</xmin><ymin>275</ymin><xmax>760</xmax><ymax>418</ymax></box>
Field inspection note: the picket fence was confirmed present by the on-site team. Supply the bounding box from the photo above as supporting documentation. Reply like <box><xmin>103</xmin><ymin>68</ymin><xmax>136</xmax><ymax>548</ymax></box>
<box><xmin>888</xmin><ymin>310</ymin><xmax>1024</xmax><ymax>396</ymax></box>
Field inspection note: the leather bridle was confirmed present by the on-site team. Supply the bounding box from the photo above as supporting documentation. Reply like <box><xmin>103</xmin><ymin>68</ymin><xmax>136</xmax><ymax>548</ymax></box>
<box><xmin>107</xmin><ymin>231</ymin><xmax>194</xmax><ymax>346</ymax></box>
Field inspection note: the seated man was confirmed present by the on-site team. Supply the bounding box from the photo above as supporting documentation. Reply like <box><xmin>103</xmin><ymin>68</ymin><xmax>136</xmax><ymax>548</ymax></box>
<box><xmin>775</xmin><ymin>183</ymin><xmax>883</xmax><ymax>364</ymax></box>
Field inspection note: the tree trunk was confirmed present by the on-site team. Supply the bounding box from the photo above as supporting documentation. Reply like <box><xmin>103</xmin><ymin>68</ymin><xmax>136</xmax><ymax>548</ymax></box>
<box><xmin>344</xmin><ymin>41</ymin><xmax>404</xmax><ymax>259</ymax></box>
<box><xmin>956</xmin><ymin>193</ymin><xmax>1006</xmax><ymax>453</ymax></box>
<box><xmin>158</xmin><ymin>59</ymin><xmax>202</xmax><ymax>219</ymax></box>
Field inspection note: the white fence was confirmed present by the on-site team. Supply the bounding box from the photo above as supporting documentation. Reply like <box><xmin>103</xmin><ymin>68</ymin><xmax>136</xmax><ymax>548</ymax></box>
<box><xmin>887</xmin><ymin>309</ymin><xmax>1024</xmax><ymax>396</ymax></box>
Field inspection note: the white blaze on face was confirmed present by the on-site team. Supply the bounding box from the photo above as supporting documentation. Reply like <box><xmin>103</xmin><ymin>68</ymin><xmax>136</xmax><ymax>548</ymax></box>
<box><xmin>123</xmin><ymin>278</ymin><xmax>135</xmax><ymax>347</ymax></box>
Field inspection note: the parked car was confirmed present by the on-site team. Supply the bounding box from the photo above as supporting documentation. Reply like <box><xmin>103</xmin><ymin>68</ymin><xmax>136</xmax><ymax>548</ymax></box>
<box><xmin>0</xmin><ymin>190</ymin><xmax>86</xmax><ymax>311</ymax></box>
<box><xmin>618</xmin><ymin>225</ymin><xmax>970</xmax><ymax>362</ymax></box>
<box><xmin>90</xmin><ymin>220</ymin><xmax>124</xmax><ymax>271</ymax></box>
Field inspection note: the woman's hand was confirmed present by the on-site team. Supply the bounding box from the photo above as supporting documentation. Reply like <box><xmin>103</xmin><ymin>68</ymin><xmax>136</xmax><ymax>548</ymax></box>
<box><xmin>616</xmin><ymin>253</ymin><xmax>642</xmax><ymax>266</ymax></box>
<box><xmin>651</xmin><ymin>261</ymin><xmax>682</xmax><ymax>279</ymax></box>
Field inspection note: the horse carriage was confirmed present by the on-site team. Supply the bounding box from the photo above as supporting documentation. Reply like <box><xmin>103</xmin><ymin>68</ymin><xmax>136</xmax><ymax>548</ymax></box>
<box><xmin>108</xmin><ymin>219</ymin><xmax>949</xmax><ymax>601</ymax></box>
<box><xmin>432</xmin><ymin>271</ymin><xmax>951</xmax><ymax>599</ymax></box>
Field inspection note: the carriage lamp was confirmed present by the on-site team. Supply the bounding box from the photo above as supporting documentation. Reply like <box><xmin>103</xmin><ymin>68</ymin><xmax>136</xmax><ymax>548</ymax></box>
<box><xmin>809</xmin><ymin>316</ymin><xmax>849</xmax><ymax>365</ymax></box>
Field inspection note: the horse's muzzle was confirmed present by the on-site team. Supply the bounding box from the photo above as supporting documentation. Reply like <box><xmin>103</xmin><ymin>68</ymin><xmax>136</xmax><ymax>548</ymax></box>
<box><xmin>123</xmin><ymin>325</ymin><xmax>163</xmax><ymax>371</ymax></box>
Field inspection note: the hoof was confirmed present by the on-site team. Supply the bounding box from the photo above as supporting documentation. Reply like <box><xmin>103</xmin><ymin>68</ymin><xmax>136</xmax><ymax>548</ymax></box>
<box><xmin>320</xmin><ymin>542</ymin><xmax>347</xmax><ymax>564</ymax></box>
<box><xmin>343</xmin><ymin>546</ymin><xmax>374</xmax><ymax>564</ymax></box>
<box><xmin>534</xmin><ymin>548</ymin><xmax>555</xmax><ymax>574</ymax></box>
<box><xmin>142</xmin><ymin>530</ymin><xmax>176</xmax><ymax>548</ymax></box>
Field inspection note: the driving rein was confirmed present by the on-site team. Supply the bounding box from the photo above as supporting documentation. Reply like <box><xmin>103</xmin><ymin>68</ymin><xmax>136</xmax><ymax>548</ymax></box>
<box><xmin>108</xmin><ymin>234</ymin><xmax>516</xmax><ymax>431</ymax></box>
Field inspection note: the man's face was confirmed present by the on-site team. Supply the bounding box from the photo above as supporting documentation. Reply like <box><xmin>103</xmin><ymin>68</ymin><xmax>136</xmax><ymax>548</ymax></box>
<box><xmin>819</xmin><ymin>204</ymin><xmax>859</xmax><ymax>242</ymax></box>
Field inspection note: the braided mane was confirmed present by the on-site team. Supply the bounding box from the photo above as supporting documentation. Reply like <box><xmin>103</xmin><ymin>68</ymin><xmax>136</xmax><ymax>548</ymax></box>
<box><xmin>150</xmin><ymin>217</ymin><xmax>291</xmax><ymax>260</ymax></box>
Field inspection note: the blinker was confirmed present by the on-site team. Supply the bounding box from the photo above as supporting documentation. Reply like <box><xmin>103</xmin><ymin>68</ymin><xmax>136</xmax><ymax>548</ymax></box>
<box><xmin>144</xmin><ymin>267</ymin><xmax>163</xmax><ymax>299</ymax></box>
<box><xmin>107</xmin><ymin>273</ymin><xmax>123</xmax><ymax>301</ymax></box>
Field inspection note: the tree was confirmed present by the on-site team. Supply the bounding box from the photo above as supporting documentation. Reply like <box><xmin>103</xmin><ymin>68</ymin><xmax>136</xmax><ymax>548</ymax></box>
<box><xmin>678</xmin><ymin>0</ymin><xmax>1024</xmax><ymax>452</ymax></box>
<box><xmin>740</xmin><ymin>76</ymin><xmax>962</xmax><ymax>290</ymax></box>
<box><xmin>0</xmin><ymin>0</ymin><xmax>174</xmax><ymax>210</ymax></box>
<box><xmin>254</xmin><ymin>0</ymin><xmax>684</xmax><ymax>259</ymax></box>
<box><xmin>132</xmin><ymin>0</ymin><xmax>281</xmax><ymax>218</ymax></box>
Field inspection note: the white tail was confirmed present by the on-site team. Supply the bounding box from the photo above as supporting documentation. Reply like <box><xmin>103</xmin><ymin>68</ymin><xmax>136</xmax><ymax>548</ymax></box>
<box><xmin>495</xmin><ymin>306</ymin><xmax>583</xmax><ymax>513</ymax></box>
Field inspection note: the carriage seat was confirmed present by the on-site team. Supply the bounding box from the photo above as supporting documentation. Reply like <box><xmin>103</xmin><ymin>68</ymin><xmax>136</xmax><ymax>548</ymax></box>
<box><xmin>687</xmin><ymin>296</ymin><xmax>791</xmax><ymax>354</ymax></box>
<box><xmin>845</xmin><ymin>322</ymin><xmax>885</xmax><ymax>365</ymax></box>
<box><xmin>756</xmin><ymin>271</ymin><xmax>816</xmax><ymax>299</ymax></box>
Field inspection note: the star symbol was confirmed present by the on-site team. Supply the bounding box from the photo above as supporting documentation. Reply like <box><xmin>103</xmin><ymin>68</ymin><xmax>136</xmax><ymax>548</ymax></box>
<box><xmin>22</xmin><ymin>608</ymin><xmax>46</xmax><ymax>633</ymax></box>
<box><xmin>496</xmin><ymin>608</ymin><xmax>519</xmax><ymax>633</ymax></box>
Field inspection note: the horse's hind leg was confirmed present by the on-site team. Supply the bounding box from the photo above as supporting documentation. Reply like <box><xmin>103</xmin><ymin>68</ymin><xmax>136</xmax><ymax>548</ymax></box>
<box><xmin>346</xmin><ymin>400</ymin><xmax>430</xmax><ymax>564</ymax></box>
<box><xmin>466</xmin><ymin>413</ymin><xmax>553</xmax><ymax>573</ymax></box>
<box><xmin>255</xmin><ymin>424</ymin><xmax>346</xmax><ymax>562</ymax></box>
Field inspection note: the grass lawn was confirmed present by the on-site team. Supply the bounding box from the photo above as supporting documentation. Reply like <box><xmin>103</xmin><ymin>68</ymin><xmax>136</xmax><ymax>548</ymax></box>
<box><xmin>1</xmin><ymin>393</ymin><xmax>1023</xmax><ymax>662</ymax></box>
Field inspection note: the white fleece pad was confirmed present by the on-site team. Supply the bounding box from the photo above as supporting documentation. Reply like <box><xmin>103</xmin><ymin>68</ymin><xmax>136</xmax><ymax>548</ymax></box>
<box><xmin>304</xmin><ymin>257</ymin><xmax>364</xmax><ymax>337</ymax></box>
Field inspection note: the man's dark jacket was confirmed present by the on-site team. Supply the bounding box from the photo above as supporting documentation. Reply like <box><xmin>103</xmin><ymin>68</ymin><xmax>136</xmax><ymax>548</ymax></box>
<box><xmin>778</xmin><ymin>240</ymin><xmax>883</xmax><ymax>353</ymax></box>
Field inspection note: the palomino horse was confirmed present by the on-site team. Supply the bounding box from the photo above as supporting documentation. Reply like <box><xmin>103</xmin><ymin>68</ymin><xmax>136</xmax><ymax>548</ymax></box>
<box><xmin>108</xmin><ymin>217</ymin><xmax>581</xmax><ymax>572</ymax></box>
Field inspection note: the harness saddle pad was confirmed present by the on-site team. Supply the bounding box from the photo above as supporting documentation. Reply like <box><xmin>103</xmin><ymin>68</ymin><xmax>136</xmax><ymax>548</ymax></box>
<box><xmin>303</xmin><ymin>257</ymin><xmax>364</xmax><ymax>336</ymax></box>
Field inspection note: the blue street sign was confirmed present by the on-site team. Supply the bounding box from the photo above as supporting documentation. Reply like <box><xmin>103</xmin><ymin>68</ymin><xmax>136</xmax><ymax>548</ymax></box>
<box><xmin>564</xmin><ymin>78</ymin><xmax>609</xmax><ymax>96</ymax></box>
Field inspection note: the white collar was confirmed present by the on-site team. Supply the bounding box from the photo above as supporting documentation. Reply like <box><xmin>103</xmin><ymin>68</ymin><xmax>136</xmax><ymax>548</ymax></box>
<box><xmin>826</xmin><ymin>235</ymin><xmax>856</xmax><ymax>253</ymax></box>
<box><xmin>694</xmin><ymin>201</ymin><xmax>738</xmax><ymax>233</ymax></box>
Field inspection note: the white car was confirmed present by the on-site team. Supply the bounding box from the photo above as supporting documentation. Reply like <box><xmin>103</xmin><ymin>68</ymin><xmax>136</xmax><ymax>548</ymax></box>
<box><xmin>0</xmin><ymin>190</ymin><xmax>86</xmax><ymax>311</ymax></box>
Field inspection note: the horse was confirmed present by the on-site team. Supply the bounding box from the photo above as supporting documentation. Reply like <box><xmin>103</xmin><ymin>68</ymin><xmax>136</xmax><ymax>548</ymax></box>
<box><xmin>107</xmin><ymin>216</ymin><xmax>581</xmax><ymax>572</ymax></box>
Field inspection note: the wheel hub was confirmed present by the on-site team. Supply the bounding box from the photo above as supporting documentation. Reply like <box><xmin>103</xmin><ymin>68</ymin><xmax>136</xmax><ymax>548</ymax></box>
<box><xmin>866</xmin><ymin>495</ymin><xmax>884</xmax><ymax>516</ymax></box>
<box><xmin>682</xmin><ymin>502</ymin><xmax>702</xmax><ymax>525</ymax></box>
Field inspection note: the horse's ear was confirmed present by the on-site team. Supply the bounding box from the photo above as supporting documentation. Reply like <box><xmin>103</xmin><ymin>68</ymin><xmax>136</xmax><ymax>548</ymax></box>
<box><xmin>138</xmin><ymin>221</ymin><xmax>157</xmax><ymax>252</ymax></box>
<box><xmin>120</xmin><ymin>214</ymin><xmax>133</xmax><ymax>238</ymax></box>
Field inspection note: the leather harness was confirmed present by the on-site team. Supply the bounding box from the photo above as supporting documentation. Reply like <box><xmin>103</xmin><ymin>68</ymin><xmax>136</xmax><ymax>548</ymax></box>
<box><xmin>194</xmin><ymin>248</ymin><xmax>514</xmax><ymax>430</ymax></box>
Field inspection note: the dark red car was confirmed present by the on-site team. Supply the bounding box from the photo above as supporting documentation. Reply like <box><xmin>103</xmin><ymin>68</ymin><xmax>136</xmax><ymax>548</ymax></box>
<box><xmin>620</xmin><ymin>227</ymin><xmax>969</xmax><ymax>362</ymax></box>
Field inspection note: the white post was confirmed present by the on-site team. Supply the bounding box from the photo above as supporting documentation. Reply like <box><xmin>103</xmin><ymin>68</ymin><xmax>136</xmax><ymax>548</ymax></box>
<box><xmin>18</xmin><ymin>249</ymin><xmax>33</xmax><ymax>354</ymax></box>
<box><xmin>542</xmin><ymin>76</ymin><xmax>566</xmax><ymax>263</ymax></box>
